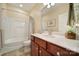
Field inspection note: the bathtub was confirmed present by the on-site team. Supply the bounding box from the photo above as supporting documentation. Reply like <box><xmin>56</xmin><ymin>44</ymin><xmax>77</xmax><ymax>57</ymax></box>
<box><xmin>4</xmin><ymin>37</ymin><xmax>28</xmax><ymax>44</ymax></box>
<box><xmin>0</xmin><ymin>38</ymin><xmax>31</xmax><ymax>55</ymax></box>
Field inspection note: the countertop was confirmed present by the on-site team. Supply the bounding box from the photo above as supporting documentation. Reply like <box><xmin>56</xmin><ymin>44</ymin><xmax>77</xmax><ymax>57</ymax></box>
<box><xmin>32</xmin><ymin>33</ymin><xmax>79</xmax><ymax>53</ymax></box>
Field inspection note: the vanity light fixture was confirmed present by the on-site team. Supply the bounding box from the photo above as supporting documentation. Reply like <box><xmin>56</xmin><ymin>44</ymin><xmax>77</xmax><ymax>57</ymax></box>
<box><xmin>50</xmin><ymin>3</ymin><xmax>55</xmax><ymax>6</ymax></box>
<box><xmin>47</xmin><ymin>4</ymin><xmax>51</xmax><ymax>8</ymax></box>
<box><xmin>43</xmin><ymin>3</ymin><xmax>48</xmax><ymax>6</ymax></box>
<box><xmin>43</xmin><ymin>3</ymin><xmax>55</xmax><ymax>8</ymax></box>
<box><xmin>19</xmin><ymin>4</ymin><xmax>23</xmax><ymax>7</ymax></box>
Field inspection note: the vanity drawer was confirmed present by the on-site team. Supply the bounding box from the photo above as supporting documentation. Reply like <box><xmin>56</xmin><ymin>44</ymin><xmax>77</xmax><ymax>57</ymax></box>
<box><xmin>47</xmin><ymin>42</ymin><xmax>59</xmax><ymax>55</ymax></box>
<box><xmin>47</xmin><ymin>42</ymin><xmax>78</xmax><ymax>56</ymax></box>
<box><xmin>35</xmin><ymin>37</ymin><xmax>46</xmax><ymax>49</ymax></box>
<box><xmin>31</xmin><ymin>41</ymin><xmax>39</xmax><ymax>56</ymax></box>
<box><xmin>39</xmin><ymin>47</ymin><xmax>51</xmax><ymax>56</ymax></box>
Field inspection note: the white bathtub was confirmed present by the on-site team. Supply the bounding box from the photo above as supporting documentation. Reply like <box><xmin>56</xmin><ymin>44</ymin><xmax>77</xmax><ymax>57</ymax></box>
<box><xmin>4</xmin><ymin>37</ymin><xmax>28</xmax><ymax>44</ymax></box>
<box><xmin>0</xmin><ymin>39</ymin><xmax>31</xmax><ymax>55</ymax></box>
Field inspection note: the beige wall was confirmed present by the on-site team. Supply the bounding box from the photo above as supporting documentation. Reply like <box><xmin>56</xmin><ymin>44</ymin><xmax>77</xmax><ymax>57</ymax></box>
<box><xmin>42</xmin><ymin>3</ymin><xmax>69</xmax><ymax>32</ymax></box>
<box><xmin>30</xmin><ymin>4</ymin><xmax>43</xmax><ymax>33</ymax></box>
<box><xmin>30</xmin><ymin>3</ymin><xmax>69</xmax><ymax>33</ymax></box>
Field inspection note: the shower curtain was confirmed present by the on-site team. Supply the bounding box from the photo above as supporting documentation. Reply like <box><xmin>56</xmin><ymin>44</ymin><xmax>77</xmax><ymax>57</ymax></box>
<box><xmin>2</xmin><ymin>15</ymin><xmax>29</xmax><ymax>44</ymax></box>
<box><xmin>0</xmin><ymin>9</ymin><xmax>3</xmax><ymax>48</ymax></box>
<box><xmin>0</xmin><ymin>8</ymin><xmax>30</xmax><ymax>47</ymax></box>
<box><xmin>0</xmin><ymin>30</ymin><xmax>3</xmax><ymax>48</ymax></box>
<box><xmin>0</xmin><ymin>7</ymin><xmax>34</xmax><ymax>49</ymax></box>
<box><xmin>0</xmin><ymin>30</ymin><xmax>2</xmax><ymax>48</ymax></box>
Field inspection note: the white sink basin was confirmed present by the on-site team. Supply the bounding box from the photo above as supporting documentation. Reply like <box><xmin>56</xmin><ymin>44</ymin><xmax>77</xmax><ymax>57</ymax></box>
<box><xmin>41</xmin><ymin>32</ymin><xmax>65</xmax><ymax>38</ymax></box>
<box><xmin>42</xmin><ymin>34</ymin><xmax>64</xmax><ymax>39</ymax></box>
<box><xmin>43</xmin><ymin>35</ymin><xmax>55</xmax><ymax>38</ymax></box>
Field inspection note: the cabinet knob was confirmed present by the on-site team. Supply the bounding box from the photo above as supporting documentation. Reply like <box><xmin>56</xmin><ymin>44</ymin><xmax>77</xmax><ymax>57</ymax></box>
<box><xmin>70</xmin><ymin>52</ymin><xmax>74</xmax><ymax>55</ymax></box>
<box><xmin>36</xmin><ymin>47</ymin><xmax>38</xmax><ymax>49</ymax></box>
<box><xmin>39</xmin><ymin>50</ymin><xmax>41</xmax><ymax>53</ymax></box>
<box><xmin>57</xmin><ymin>52</ymin><xmax>60</xmax><ymax>56</ymax></box>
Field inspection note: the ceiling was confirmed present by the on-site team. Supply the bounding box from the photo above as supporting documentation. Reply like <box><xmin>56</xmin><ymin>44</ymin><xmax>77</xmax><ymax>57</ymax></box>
<box><xmin>7</xmin><ymin>3</ymin><xmax>38</xmax><ymax>12</ymax></box>
<box><xmin>42</xmin><ymin>3</ymin><xmax>69</xmax><ymax>16</ymax></box>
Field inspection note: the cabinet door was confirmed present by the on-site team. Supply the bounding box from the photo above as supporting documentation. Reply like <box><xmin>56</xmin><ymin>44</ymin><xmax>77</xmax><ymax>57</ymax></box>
<box><xmin>35</xmin><ymin>37</ymin><xmax>46</xmax><ymax>49</ymax></box>
<box><xmin>47</xmin><ymin>42</ymin><xmax>79</xmax><ymax>56</ymax></box>
<box><xmin>39</xmin><ymin>47</ymin><xmax>51</xmax><ymax>56</ymax></box>
<box><xmin>31</xmin><ymin>41</ymin><xmax>39</xmax><ymax>56</ymax></box>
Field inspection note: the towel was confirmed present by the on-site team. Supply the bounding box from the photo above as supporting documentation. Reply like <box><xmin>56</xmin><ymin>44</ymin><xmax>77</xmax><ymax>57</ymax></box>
<box><xmin>0</xmin><ymin>30</ymin><xmax>3</xmax><ymax>49</ymax></box>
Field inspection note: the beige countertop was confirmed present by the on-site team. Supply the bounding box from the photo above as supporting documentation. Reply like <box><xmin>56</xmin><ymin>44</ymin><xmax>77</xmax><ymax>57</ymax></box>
<box><xmin>32</xmin><ymin>33</ymin><xmax>79</xmax><ymax>53</ymax></box>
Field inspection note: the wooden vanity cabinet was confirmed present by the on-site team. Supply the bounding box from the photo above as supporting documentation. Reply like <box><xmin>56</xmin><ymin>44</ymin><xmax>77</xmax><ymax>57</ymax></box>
<box><xmin>39</xmin><ymin>47</ymin><xmax>51</xmax><ymax>56</ymax></box>
<box><xmin>35</xmin><ymin>37</ymin><xmax>46</xmax><ymax>49</ymax></box>
<box><xmin>47</xmin><ymin>42</ymin><xmax>78</xmax><ymax>56</ymax></box>
<box><xmin>31</xmin><ymin>35</ymin><xmax>79</xmax><ymax>56</ymax></box>
<box><xmin>31</xmin><ymin>36</ymin><xmax>51</xmax><ymax>56</ymax></box>
<box><xmin>31</xmin><ymin>41</ymin><xmax>39</xmax><ymax>56</ymax></box>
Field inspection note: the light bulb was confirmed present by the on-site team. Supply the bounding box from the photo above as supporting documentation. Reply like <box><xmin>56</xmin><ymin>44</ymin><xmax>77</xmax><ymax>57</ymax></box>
<box><xmin>19</xmin><ymin>4</ymin><xmax>23</xmax><ymax>7</ymax></box>
<box><xmin>51</xmin><ymin>3</ymin><xmax>55</xmax><ymax>6</ymax></box>
<box><xmin>43</xmin><ymin>3</ymin><xmax>48</xmax><ymax>6</ymax></box>
<box><xmin>43</xmin><ymin>3</ymin><xmax>55</xmax><ymax>8</ymax></box>
<box><xmin>47</xmin><ymin>4</ymin><xmax>50</xmax><ymax>8</ymax></box>
<box><xmin>76</xmin><ymin>24</ymin><xmax>79</xmax><ymax>27</ymax></box>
